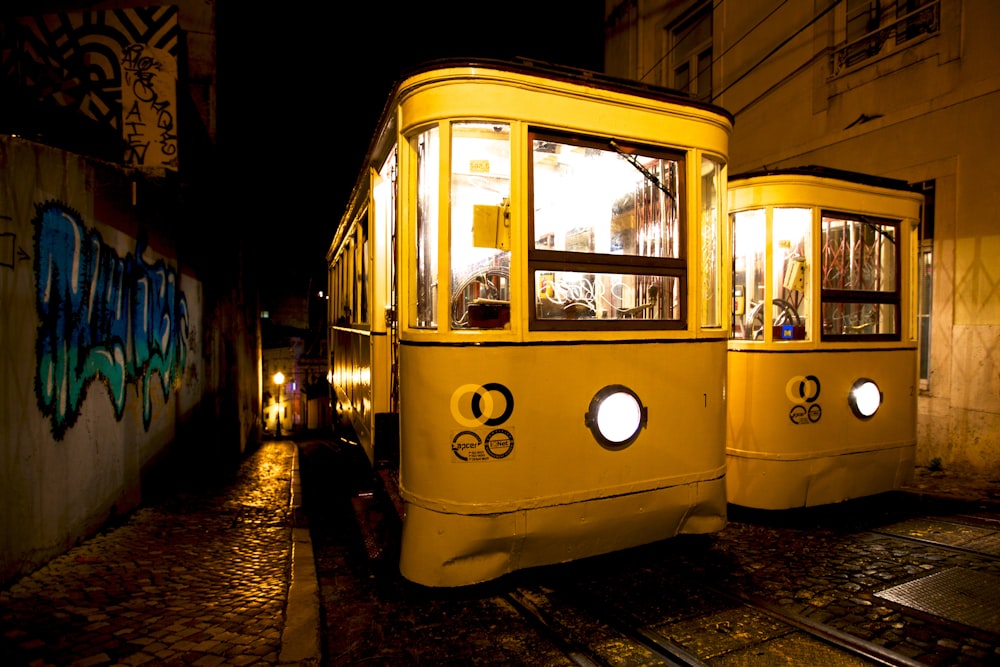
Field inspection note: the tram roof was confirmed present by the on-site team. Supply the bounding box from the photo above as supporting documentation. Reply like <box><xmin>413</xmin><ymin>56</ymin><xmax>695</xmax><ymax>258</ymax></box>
<box><xmin>329</xmin><ymin>57</ymin><xmax>736</xmax><ymax>261</ymax></box>
<box><xmin>729</xmin><ymin>165</ymin><xmax>918</xmax><ymax>192</ymax></box>
<box><xmin>396</xmin><ymin>57</ymin><xmax>735</xmax><ymax>122</ymax></box>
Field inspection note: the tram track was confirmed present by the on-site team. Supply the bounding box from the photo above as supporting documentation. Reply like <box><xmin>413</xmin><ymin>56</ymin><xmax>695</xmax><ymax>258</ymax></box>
<box><xmin>504</xmin><ymin>584</ymin><xmax>709</xmax><ymax>666</ymax></box>
<box><xmin>869</xmin><ymin>513</ymin><xmax>1000</xmax><ymax>561</ymax></box>
<box><xmin>502</xmin><ymin>573</ymin><xmax>921</xmax><ymax>666</ymax></box>
<box><xmin>323</xmin><ymin>441</ymin><xmax>1000</xmax><ymax>666</ymax></box>
<box><xmin>494</xmin><ymin>501</ymin><xmax>1000</xmax><ymax>667</ymax></box>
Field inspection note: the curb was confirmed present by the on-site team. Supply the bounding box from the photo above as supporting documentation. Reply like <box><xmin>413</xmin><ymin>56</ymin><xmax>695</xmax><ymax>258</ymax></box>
<box><xmin>280</xmin><ymin>445</ymin><xmax>321</xmax><ymax>665</ymax></box>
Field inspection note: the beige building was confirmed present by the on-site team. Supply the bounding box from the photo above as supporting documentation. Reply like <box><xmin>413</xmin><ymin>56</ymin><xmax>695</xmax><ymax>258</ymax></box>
<box><xmin>604</xmin><ymin>0</ymin><xmax>1000</xmax><ymax>474</ymax></box>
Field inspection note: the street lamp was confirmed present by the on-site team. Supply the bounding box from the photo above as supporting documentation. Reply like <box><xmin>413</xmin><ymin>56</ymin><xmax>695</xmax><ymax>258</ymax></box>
<box><xmin>273</xmin><ymin>371</ymin><xmax>285</xmax><ymax>437</ymax></box>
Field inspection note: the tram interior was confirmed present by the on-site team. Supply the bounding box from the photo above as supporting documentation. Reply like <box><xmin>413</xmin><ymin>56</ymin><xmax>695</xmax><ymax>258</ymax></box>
<box><xmin>447</xmin><ymin>128</ymin><xmax>691</xmax><ymax>328</ymax></box>
<box><xmin>731</xmin><ymin>208</ymin><xmax>899</xmax><ymax>341</ymax></box>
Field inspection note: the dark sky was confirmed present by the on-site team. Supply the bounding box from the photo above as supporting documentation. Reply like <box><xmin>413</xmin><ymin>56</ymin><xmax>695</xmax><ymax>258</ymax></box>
<box><xmin>224</xmin><ymin>3</ymin><xmax>605</xmax><ymax>299</ymax></box>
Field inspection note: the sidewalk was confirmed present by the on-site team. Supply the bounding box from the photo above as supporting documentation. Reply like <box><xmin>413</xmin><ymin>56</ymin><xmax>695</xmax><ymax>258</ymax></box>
<box><xmin>900</xmin><ymin>463</ymin><xmax>1000</xmax><ymax>507</ymax></box>
<box><xmin>0</xmin><ymin>439</ymin><xmax>319</xmax><ymax>667</ymax></box>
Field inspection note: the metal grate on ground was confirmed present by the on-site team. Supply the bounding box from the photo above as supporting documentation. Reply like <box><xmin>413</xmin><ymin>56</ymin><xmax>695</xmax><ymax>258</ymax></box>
<box><xmin>875</xmin><ymin>567</ymin><xmax>1000</xmax><ymax>635</ymax></box>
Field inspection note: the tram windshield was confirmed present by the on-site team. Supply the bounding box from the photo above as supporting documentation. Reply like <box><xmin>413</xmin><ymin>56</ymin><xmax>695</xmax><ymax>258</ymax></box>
<box><xmin>413</xmin><ymin>123</ymin><xmax>726</xmax><ymax>332</ymax></box>
<box><xmin>731</xmin><ymin>207</ymin><xmax>812</xmax><ymax>341</ymax></box>
<box><xmin>821</xmin><ymin>212</ymin><xmax>899</xmax><ymax>338</ymax></box>
<box><xmin>529</xmin><ymin>133</ymin><xmax>688</xmax><ymax>329</ymax></box>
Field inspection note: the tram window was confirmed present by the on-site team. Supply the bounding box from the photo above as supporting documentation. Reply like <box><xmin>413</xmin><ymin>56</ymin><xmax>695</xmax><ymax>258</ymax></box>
<box><xmin>414</xmin><ymin>127</ymin><xmax>440</xmax><ymax>329</ymax></box>
<box><xmin>731</xmin><ymin>208</ymin><xmax>766</xmax><ymax>340</ymax></box>
<box><xmin>731</xmin><ymin>207</ymin><xmax>811</xmax><ymax>341</ymax></box>
<box><xmin>820</xmin><ymin>212</ymin><xmax>900</xmax><ymax>339</ymax></box>
<box><xmin>450</xmin><ymin>122</ymin><xmax>511</xmax><ymax>329</ymax></box>
<box><xmin>536</xmin><ymin>271</ymin><xmax>679</xmax><ymax>321</ymax></box>
<box><xmin>771</xmin><ymin>208</ymin><xmax>810</xmax><ymax>341</ymax></box>
<box><xmin>700</xmin><ymin>156</ymin><xmax>724</xmax><ymax>328</ymax></box>
<box><xmin>528</xmin><ymin>131</ymin><xmax>685</xmax><ymax>329</ymax></box>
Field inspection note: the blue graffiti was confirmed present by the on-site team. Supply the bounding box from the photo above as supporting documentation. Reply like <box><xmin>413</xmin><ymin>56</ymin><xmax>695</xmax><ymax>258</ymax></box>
<box><xmin>33</xmin><ymin>201</ymin><xmax>188</xmax><ymax>439</ymax></box>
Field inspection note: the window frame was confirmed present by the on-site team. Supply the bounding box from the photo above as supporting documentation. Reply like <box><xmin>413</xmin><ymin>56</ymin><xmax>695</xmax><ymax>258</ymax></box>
<box><xmin>526</xmin><ymin>129</ymin><xmax>688</xmax><ymax>332</ymax></box>
<box><xmin>667</xmin><ymin>1</ymin><xmax>713</xmax><ymax>102</ymax></box>
<box><xmin>819</xmin><ymin>210</ymin><xmax>902</xmax><ymax>342</ymax></box>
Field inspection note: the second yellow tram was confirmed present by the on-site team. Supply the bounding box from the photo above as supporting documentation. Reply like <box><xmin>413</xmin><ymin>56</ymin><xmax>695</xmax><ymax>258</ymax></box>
<box><xmin>327</xmin><ymin>58</ymin><xmax>733</xmax><ymax>587</ymax></box>
<box><xmin>727</xmin><ymin>166</ymin><xmax>923</xmax><ymax>509</ymax></box>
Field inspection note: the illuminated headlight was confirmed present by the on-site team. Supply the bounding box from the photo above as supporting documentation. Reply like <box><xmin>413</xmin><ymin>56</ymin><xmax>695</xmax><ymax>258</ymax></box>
<box><xmin>584</xmin><ymin>384</ymin><xmax>648</xmax><ymax>448</ymax></box>
<box><xmin>848</xmin><ymin>378</ymin><xmax>882</xmax><ymax>419</ymax></box>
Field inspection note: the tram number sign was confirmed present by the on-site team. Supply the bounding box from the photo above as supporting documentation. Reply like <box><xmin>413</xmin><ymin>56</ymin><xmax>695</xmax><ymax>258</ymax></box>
<box><xmin>786</xmin><ymin>374</ymin><xmax>822</xmax><ymax>425</ymax></box>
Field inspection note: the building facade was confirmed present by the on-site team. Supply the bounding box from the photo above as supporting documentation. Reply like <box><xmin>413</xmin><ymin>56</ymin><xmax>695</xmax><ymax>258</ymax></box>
<box><xmin>605</xmin><ymin>0</ymin><xmax>1000</xmax><ymax>474</ymax></box>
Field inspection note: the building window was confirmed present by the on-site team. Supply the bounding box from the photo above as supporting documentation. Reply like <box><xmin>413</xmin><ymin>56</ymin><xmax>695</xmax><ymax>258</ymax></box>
<box><xmin>916</xmin><ymin>180</ymin><xmax>935</xmax><ymax>391</ymax></box>
<box><xmin>846</xmin><ymin>0</ymin><xmax>880</xmax><ymax>43</ymax></box>
<box><xmin>668</xmin><ymin>3</ymin><xmax>712</xmax><ymax>102</ymax></box>
<box><xmin>832</xmin><ymin>0</ymin><xmax>940</xmax><ymax>75</ymax></box>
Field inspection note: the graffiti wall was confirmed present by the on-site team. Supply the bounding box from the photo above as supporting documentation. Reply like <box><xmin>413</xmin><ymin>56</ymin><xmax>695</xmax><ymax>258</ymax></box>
<box><xmin>0</xmin><ymin>135</ymin><xmax>205</xmax><ymax>583</ymax></box>
<box><xmin>1</xmin><ymin>6</ymin><xmax>180</xmax><ymax>170</ymax></box>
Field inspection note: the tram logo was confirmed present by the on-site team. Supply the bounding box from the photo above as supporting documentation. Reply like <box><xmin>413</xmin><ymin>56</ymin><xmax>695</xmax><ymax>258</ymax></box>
<box><xmin>450</xmin><ymin>383</ymin><xmax>514</xmax><ymax>427</ymax></box>
<box><xmin>450</xmin><ymin>384</ymin><xmax>516</xmax><ymax>462</ymax></box>
<box><xmin>786</xmin><ymin>374</ymin><xmax>822</xmax><ymax>424</ymax></box>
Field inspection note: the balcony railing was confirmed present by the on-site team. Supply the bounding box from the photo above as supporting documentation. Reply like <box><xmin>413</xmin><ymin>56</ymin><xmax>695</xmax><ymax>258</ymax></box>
<box><xmin>832</xmin><ymin>0</ymin><xmax>940</xmax><ymax>76</ymax></box>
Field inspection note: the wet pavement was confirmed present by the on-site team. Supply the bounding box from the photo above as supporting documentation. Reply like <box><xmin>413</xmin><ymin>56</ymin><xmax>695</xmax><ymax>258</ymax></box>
<box><xmin>299</xmin><ymin>435</ymin><xmax>1000</xmax><ymax>666</ymax></box>
<box><xmin>0</xmin><ymin>439</ymin><xmax>319</xmax><ymax>667</ymax></box>
<box><xmin>2</xmin><ymin>430</ymin><xmax>999</xmax><ymax>666</ymax></box>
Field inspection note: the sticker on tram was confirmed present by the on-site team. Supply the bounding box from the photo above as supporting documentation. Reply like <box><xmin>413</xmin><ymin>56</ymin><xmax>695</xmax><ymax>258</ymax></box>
<box><xmin>450</xmin><ymin>383</ymin><xmax>516</xmax><ymax>461</ymax></box>
<box><xmin>450</xmin><ymin>383</ymin><xmax>515</xmax><ymax>427</ymax></box>
<box><xmin>786</xmin><ymin>374</ymin><xmax>822</xmax><ymax>424</ymax></box>
<box><xmin>451</xmin><ymin>427</ymin><xmax>516</xmax><ymax>462</ymax></box>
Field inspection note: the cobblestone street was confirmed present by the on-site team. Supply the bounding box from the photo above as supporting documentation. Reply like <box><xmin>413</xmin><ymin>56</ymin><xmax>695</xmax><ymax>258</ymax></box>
<box><xmin>0</xmin><ymin>440</ymin><xmax>307</xmax><ymax>667</ymax></box>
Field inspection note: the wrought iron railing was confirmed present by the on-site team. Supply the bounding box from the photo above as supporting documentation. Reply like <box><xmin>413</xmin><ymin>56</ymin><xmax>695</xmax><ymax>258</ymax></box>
<box><xmin>831</xmin><ymin>0</ymin><xmax>940</xmax><ymax>76</ymax></box>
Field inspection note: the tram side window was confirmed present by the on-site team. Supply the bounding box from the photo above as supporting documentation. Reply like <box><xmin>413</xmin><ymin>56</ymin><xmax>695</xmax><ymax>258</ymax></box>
<box><xmin>820</xmin><ymin>212</ymin><xmax>900</xmax><ymax>339</ymax></box>
<box><xmin>414</xmin><ymin>127</ymin><xmax>440</xmax><ymax>329</ymax></box>
<box><xmin>450</xmin><ymin>122</ymin><xmax>512</xmax><ymax>329</ymax></box>
<box><xmin>700</xmin><ymin>156</ymin><xmax>725</xmax><ymax>329</ymax></box>
<box><xmin>528</xmin><ymin>132</ymin><xmax>686</xmax><ymax>330</ymax></box>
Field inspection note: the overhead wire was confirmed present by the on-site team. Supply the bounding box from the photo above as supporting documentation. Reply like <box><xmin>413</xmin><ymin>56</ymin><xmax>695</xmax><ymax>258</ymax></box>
<box><xmin>634</xmin><ymin>0</ymin><xmax>841</xmax><ymax>120</ymax></box>
<box><xmin>638</xmin><ymin>0</ymin><xmax>786</xmax><ymax>86</ymax></box>
<box><xmin>712</xmin><ymin>0</ymin><xmax>840</xmax><ymax>103</ymax></box>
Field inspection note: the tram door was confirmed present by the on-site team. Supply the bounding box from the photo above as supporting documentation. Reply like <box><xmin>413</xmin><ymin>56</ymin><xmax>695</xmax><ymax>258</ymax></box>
<box><xmin>371</xmin><ymin>152</ymin><xmax>400</xmax><ymax>466</ymax></box>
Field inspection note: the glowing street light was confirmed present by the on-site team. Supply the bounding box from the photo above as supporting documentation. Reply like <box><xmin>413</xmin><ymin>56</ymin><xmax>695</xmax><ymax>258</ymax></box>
<box><xmin>273</xmin><ymin>371</ymin><xmax>285</xmax><ymax>436</ymax></box>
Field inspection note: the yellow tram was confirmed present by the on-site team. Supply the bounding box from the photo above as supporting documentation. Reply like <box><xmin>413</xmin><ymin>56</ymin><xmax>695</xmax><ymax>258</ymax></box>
<box><xmin>727</xmin><ymin>167</ymin><xmax>923</xmax><ymax>509</ymax></box>
<box><xmin>327</xmin><ymin>59</ymin><xmax>733</xmax><ymax>587</ymax></box>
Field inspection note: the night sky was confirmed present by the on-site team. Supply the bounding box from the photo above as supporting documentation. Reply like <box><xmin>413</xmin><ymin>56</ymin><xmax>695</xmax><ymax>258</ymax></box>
<box><xmin>223</xmin><ymin>3</ymin><xmax>605</xmax><ymax>301</ymax></box>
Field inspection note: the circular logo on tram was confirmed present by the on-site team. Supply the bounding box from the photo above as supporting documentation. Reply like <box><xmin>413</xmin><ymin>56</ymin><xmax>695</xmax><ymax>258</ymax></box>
<box><xmin>451</xmin><ymin>431</ymin><xmax>482</xmax><ymax>461</ymax></box>
<box><xmin>484</xmin><ymin>429</ymin><xmax>515</xmax><ymax>459</ymax></box>
<box><xmin>786</xmin><ymin>374</ymin><xmax>822</xmax><ymax>424</ymax></box>
<box><xmin>450</xmin><ymin>383</ymin><xmax>515</xmax><ymax>427</ymax></box>
<box><xmin>786</xmin><ymin>375</ymin><xmax>821</xmax><ymax>403</ymax></box>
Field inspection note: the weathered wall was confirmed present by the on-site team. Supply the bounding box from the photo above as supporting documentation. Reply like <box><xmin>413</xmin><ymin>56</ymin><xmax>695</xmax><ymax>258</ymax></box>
<box><xmin>0</xmin><ymin>138</ymin><xmax>175</xmax><ymax>581</ymax></box>
<box><xmin>605</xmin><ymin>0</ymin><xmax>1000</xmax><ymax>475</ymax></box>
<box><xmin>0</xmin><ymin>1</ymin><xmax>260</xmax><ymax>586</ymax></box>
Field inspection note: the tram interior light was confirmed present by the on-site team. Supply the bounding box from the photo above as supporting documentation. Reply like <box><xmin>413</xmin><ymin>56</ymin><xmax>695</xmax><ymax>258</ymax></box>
<box><xmin>849</xmin><ymin>378</ymin><xmax>882</xmax><ymax>419</ymax></box>
<box><xmin>585</xmin><ymin>384</ymin><xmax>647</xmax><ymax>448</ymax></box>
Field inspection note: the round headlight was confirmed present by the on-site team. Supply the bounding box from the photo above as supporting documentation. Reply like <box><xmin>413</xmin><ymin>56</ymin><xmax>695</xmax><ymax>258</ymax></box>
<box><xmin>848</xmin><ymin>378</ymin><xmax>882</xmax><ymax>419</ymax></box>
<box><xmin>585</xmin><ymin>385</ymin><xmax>647</xmax><ymax>448</ymax></box>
